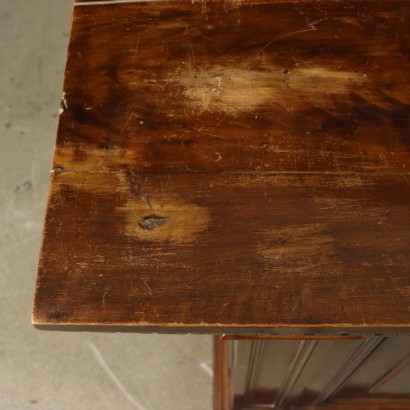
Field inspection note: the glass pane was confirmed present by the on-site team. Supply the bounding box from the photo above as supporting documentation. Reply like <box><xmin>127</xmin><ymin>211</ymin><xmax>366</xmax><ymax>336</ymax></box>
<box><xmin>378</xmin><ymin>364</ymin><xmax>410</xmax><ymax>396</ymax></box>
<box><xmin>231</xmin><ymin>338</ymin><xmax>367</xmax><ymax>409</ymax></box>
<box><xmin>232</xmin><ymin>339</ymin><xmax>301</xmax><ymax>408</ymax></box>
<box><xmin>336</xmin><ymin>337</ymin><xmax>410</xmax><ymax>398</ymax></box>
<box><xmin>289</xmin><ymin>339</ymin><xmax>363</xmax><ymax>406</ymax></box>
<box><xmin>232</xmin><ymin>340</ymin><xmax>252</xmax><ymax>398</ymax></box>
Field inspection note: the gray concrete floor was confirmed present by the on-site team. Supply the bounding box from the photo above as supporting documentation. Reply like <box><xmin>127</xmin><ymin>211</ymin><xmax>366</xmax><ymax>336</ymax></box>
<box><xmin>0</xmin><ymin>1</ymin><xmax>212</xmax><ymax>409</ymax></box>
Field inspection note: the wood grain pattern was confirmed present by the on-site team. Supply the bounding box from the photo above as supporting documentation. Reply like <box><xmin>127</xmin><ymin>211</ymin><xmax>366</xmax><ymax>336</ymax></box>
<box><xmin>33</xmin><ymin>0</ymin><xmax>410</xmax><ymax>333</ymax></box>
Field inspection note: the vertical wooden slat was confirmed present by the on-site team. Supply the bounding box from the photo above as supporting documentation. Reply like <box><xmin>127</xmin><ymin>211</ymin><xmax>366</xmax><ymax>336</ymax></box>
<box><xmin>214</xmin><ymin>335</ymin><xmax>231</xmax><ymax>410</ymax></box>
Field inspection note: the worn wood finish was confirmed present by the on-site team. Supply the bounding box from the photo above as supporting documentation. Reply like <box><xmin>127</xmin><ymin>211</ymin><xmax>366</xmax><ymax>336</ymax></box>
<box><xmin>33</xmin><ymin>0</ymin><xmax>410</xmax><ymax>333</ymax></box>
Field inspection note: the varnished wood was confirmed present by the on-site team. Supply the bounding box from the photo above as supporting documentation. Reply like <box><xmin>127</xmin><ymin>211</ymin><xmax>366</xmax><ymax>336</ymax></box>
<box><xmin>214</xmin><ymin>336</ymin><xmax>231</xmax><ymax>410</ymax></box>
<box><xmin>33</xmin><ymin>0</ymin><xmax>410</xmax><ymax>333</ymax></box>
<box><xmin>223</xmin><ymin>335</ymin><xmax>366</xmax><ymax>340</ymax></box>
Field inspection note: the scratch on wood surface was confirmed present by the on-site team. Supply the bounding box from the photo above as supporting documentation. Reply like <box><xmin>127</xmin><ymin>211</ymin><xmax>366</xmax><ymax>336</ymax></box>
<box><xmin>128</xmin><ymin>169</ymin><xmax>153</xmax><ymax>210</ymax></box>
<box><xmin>159</xmin><ymin>174</ymin><xmax>172</xmax><ymax>194</ymax></box>
<box><xmin>102</xmin><ymin>290</ymin><xmax>108</xmax><ymax>308</ymax></box>
<box><xmin>340</xmin><ymin>298</ymin><xmax>350</xmax><ymax>322</ymax></box>
<box><xmin>260</xmin><ymin>26</ymin><xmax>318</xmax><ymax>52</ymax></box>
<box><xmin>119</xmin><ymin>110</ymin><xmax>135</xmax><ymax>138</ymax></box>
<box><xmin>141</xmin><ymin>278</ymin><xmax>153</xmax><ymax>295</ymax></box>
<box><xmin>135</xmin><ymin>32</ymin><xmax>141</xmax><ymax>55</ymax></box>
<box><xmin>87</xmin><ymin>342</ymin><xmax>149</xmax><ymax>410</ymax></box>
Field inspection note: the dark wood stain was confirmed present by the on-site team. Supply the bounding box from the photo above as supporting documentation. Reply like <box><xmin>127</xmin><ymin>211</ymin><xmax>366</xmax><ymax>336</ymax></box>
<box><xmin>33</xmin><ymin>0</ymin><xmax>410</xmax><ymax>334</ymax></box>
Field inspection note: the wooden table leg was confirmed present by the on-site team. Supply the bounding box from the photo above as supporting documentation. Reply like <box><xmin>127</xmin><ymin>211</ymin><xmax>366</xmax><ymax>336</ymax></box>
<box><xmin>214</xmin><ymin>336</ymin><xmax>231</xmax><ymax>410</ymax></box>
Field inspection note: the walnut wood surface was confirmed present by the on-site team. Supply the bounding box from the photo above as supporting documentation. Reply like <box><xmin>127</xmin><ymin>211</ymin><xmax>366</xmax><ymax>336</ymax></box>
<box><xmin>33</xmin><ymin>0</ymin><xmax>410</xmax><ymax>333</ymax></box>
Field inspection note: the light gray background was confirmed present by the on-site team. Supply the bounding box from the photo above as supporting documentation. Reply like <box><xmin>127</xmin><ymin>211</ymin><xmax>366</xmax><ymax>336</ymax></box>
<box><xmin>0</xmin><ymin>1</ymin><xmax>212</xmax><ymax>409</ymax></box>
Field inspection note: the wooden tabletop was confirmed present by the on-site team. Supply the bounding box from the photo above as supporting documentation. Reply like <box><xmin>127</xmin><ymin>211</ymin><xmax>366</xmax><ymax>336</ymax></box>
<box><xmin>33</xmin><ymin>0</ymin><xmax>410</xmax><ymax>335</ymax></box>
